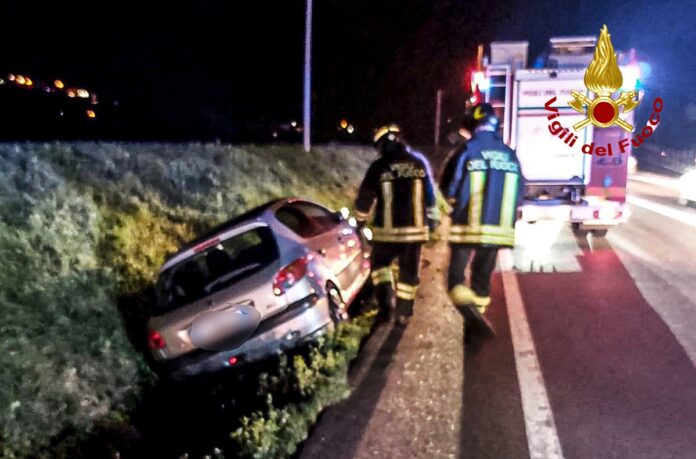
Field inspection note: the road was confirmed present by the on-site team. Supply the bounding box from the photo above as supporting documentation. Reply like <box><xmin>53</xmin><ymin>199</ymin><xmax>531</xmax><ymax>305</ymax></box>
<box><xmin>300</xmin><ymin>171</ymin><xmax>696</xmax><ymax>459</ymax></box>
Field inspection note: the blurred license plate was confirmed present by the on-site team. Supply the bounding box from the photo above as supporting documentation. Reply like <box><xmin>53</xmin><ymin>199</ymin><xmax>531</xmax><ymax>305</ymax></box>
<box><xmin>521</xmin><ymin>205</ymin><xmax>571</xmax><ymax>221</ymax></box>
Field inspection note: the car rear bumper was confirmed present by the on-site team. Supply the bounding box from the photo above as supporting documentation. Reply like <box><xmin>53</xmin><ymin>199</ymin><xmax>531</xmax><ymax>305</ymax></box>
<box><xmin>157</xmin><ymin>293</ymin><xmax>332</xmax><ymax>380</ymax></box>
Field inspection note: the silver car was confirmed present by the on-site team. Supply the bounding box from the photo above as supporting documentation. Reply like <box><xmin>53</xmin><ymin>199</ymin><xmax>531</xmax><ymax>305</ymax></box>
<box><xmin>147</xmin><ymin>198</ymin><xmax>372</xmax><ymax>381</ymax></box>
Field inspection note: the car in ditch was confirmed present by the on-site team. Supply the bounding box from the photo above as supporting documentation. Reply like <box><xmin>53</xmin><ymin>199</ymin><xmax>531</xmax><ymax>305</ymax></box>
<box><xmin>147</xmin><ymin>198</ymin><xmax>372</xmax><ymax>381</ymax></box>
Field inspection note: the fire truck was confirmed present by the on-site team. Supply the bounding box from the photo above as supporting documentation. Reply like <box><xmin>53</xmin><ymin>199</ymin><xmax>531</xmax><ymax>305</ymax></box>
<box><xmin>472</xmin><ymin>37</ymin><xmax>643</xmax><ymax>236</ymax></box>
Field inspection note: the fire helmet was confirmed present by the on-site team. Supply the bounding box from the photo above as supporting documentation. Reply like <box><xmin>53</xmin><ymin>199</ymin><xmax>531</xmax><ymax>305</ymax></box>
<box><xmin>372</xmin><ymin>124</ymin><xmax>405</xmax><ymax>155</ymax></box>
<box><xmin>373</xmin><ymin>124</ymin><xmax>401</xmax><ymax>145</ymax></box>
<box><xmin>467</xmin><ymin>102</ymin><xmax>499</xmax><ymax>129</ymax></box>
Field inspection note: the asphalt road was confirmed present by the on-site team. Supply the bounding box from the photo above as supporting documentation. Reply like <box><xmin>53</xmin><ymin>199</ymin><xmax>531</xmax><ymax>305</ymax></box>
<box><xmin>300</xmin><ymin>171</ymin><xmax>696</xmax><ymax>459</ymax></box>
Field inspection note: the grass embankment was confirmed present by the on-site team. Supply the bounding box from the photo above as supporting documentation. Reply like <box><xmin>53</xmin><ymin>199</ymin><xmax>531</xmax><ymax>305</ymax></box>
<box><xmin>0</xmin><ymin>142</ymin><xmax>376</xmax><ymax>458</ymax></box>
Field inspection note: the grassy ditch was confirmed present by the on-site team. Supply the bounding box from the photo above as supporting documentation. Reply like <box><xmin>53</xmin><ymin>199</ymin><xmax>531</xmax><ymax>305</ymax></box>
<box><xmin>0</xmin><ymin>142</ymin><xmax>375</xmax><ymax>458</ymax></box>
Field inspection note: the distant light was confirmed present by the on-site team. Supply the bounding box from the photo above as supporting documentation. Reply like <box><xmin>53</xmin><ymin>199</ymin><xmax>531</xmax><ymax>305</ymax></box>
<box><xmin>290</xmin><ymin>120</ymin><xmax>297</xmax><ymax>127</ymax></box>
<box><xmin>620</xmin><ymin>65</ymin><xmax>641</xmax><ymax>91</ymax></box>
<box><xmin>0</xmin><ymin>79</ymin><xmax>4</xmax><ymax>85</ymax></box>
<box><xmin>8</xmin><ymin>74</ymin><xmax>15</xmax><ymax>81</ymax></box>
<box><xmin>340</xmin><ymin>119</ymin><xmax>348</xmax><ymax>129</ymax></box>
<box><xmin>76</xmin><ymin>89</ymin><xmax>89</xmax><ymax>98</ymax></box>
<box><xmin>340</xmin><ymin>207</ymin><xmax>350</xmax><ymax>219</ymax></box>
<box><xmin>348</xmin><ymin>216</ymin><xmax>357</xmax><ymax>227</ymax></box>
<box><xmin>472</xmin><ymin>71</ymin><xmax>490</xmax><ymax>92</ymax></box>
<box><xmin>90</xmin><ymin>94</ymin><xmax>99</xmax><ymax>105</ymax></box>
<box><xmin>24</xmin><ymin>78</ymin><xmax>33</xmax><ymax>86</ymax></box>
<box><xmin>54</xmin><ymin>80</ymin><xmax>65</xmax><ymax>89</ymax></box>
<box><xmin>66</xmin><ymin>89</ymin><xmax>76</xmax><ymax>98</ymax></box>
<box><xmin>15</xmin><ymin>75</ymin><xmax>25</xmax><ymax>85</ymax></box>
<box><xmin>227</xmin><ymin>356</ymin><xmax>238</xmax><ymax>366</ymax></box>
<box><xmin>86</xmin><ymin>109</ymin><xmax>96</xmax><ymax>119</ymax></box>
<box><xmin>347</xmin><ymin>124</ymin><xmax>355</xmax><ymax>134</ymax></box>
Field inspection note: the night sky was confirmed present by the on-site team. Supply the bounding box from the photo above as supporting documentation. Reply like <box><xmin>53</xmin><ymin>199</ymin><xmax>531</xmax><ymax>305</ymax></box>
<box><xmin>0</xmin><ymin>0</ymin><xmax>694</xmax><ymax>147</ymax></box>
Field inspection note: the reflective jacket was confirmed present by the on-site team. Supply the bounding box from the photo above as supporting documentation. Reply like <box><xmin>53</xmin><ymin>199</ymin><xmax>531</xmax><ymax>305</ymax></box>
<box><xmin>355</xmin><ymin>147</ymin><xmax>437</xmax><ymax>243</ymax></box>
<box><xmin>446</xmin><ymin>130</ymin><xmax>524</xmax><ymax>247</ymax></box>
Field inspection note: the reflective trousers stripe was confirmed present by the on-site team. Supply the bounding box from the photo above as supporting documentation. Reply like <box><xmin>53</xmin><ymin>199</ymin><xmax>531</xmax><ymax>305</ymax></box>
<box><xmin>371</xmin><ymin>266</ymin><xmax>394</xmax><ymax>285</ymax></box>
<box><xmin>396</xmin><ymin>282</ymin><xmax>418</xmax><ymax>301</ymax></box>
<box><xmin>354</xmin><ymin>209</ymin><xmax>371</xmax><ymax>221</ymax></box>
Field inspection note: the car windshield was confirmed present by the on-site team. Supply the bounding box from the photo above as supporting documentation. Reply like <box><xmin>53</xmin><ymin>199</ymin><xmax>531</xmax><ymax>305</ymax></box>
<box><xmin>155</xmin><ymin>226</ymin><xmax>278</xmax><ymax>313</ymax></box>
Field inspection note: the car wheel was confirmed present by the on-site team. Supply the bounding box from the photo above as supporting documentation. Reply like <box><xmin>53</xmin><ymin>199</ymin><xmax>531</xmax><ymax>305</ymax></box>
<box><xmin>327</xmin><ymin>283</ymin><xmax>348</xmax><ymax>324</ymax></box>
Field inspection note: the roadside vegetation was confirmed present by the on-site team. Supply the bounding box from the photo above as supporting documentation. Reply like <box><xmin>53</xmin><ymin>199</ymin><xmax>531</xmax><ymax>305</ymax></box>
<box><xmin>0</xmin><ymin>142</ymin><xmax>375</xmax><ymax>458</ymax></box>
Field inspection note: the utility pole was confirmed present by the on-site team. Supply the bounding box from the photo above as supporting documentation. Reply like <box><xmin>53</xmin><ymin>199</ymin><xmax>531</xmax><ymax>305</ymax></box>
<box><xmin>303</xmin><ymin>0</ymin><xmax>313</xmax><ymax>152</ymax></box>
<box><xmin>434</xmin><ymin>89</ymin><xmax>443</xmax><ymax>147</ymax></box>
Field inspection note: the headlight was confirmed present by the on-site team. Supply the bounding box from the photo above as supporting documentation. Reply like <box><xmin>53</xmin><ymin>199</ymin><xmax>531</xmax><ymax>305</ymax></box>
<box><xmin>679</xmin><ymin>171</ymin><xmax>696</xmax><ymax>192</ymax></box>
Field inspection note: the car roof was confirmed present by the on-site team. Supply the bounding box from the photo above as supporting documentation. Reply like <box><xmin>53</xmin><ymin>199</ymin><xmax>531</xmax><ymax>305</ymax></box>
<box><xmin>160</xmin><ymin>197</ymin><xmax>323</xmax><ymax>273</ymax></box>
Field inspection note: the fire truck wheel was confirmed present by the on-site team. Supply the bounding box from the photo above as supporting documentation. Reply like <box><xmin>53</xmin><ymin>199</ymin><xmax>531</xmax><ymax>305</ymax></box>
<box><xmin>571</xmin><ymin>223</ymin><xmax>589</xmax><ymax>237</ymax></box>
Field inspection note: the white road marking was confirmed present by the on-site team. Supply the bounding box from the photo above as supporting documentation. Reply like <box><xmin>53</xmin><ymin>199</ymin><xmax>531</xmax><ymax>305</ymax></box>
<box><xmin>626</xmin><ymin>195</ymin><xmax>696</xmax><ymax>228</ymax></box>
<box><xmin>499</xmin><ymin>249</ymin><xmax>565</xmax><ymax>459</ymax></box>
<box><xmin>629</xmin><ymin>173</ymin><xmax>681</xmax><ymax>191</ymax></box>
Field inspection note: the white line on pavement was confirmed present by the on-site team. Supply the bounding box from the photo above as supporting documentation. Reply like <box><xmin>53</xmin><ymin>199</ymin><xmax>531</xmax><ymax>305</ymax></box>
<box><xmin>499</xmin><ymin>249</ymin><xmax>565</xmax><ymax>459</ymax></box>
<box><xmin>629</xmin><ymin>173</ymin><xmax>681</xmax><ymax>191</ymax></box>
<box><xmin>627</xmin><ymin>195</ymin><xmax>696</xmax><ymax>228</ymax></box>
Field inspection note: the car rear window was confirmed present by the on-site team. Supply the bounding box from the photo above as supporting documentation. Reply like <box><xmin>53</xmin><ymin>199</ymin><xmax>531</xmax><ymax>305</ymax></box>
<box><xmin>155</xmin><ymin>226</ymin><xmax>278</xmax><ymax>313</ymax></box>
<box><xmin>275</xmin><ymin>202</ymin><xmax>339</xmax><ymax>238</ymax></box>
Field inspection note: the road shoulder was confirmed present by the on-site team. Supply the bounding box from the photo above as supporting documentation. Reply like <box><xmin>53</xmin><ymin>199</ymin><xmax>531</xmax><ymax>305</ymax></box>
<box><xmin>299</xmin><ymin>241</ymin><xmax>465</xmax><ymax>459</ymax></box>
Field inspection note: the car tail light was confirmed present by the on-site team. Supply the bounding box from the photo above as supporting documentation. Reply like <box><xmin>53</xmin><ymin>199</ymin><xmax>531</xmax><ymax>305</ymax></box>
<box><xmin>148</xmin><ymin>330</ymin><xmax>166</xmax><ymax>350</ymax></box>
<box><xmin>273</xmin><ymin>256</ymin><xmax>309</xmax><ymax>295</ymax></box>
<box><xmin>594</xmin><ymin>209</ymin><xmax>621</xmax><ymax>220</ymax></box>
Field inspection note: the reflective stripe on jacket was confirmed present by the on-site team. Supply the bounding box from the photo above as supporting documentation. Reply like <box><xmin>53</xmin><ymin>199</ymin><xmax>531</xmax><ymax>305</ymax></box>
<box><xmin>446</xmin><ymin>130</ymin><xmax>524</xmax><ymax>247</ymax></box>
<box><xmin>355</xmin><ymin>147</ymin><xmax>437</xmax><ymax>243</ymax></box>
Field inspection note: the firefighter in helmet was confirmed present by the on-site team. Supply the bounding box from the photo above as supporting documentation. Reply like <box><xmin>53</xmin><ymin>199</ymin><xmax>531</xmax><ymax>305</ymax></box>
<box><xmin>446</xmin><ymin>103</ymin><xmax>524</xmax><ymax>333</ymax></box>
<box><xmin>355</xmin><ymin>124</ymin><xmax>440</xmax><ymax>325</ymax></box>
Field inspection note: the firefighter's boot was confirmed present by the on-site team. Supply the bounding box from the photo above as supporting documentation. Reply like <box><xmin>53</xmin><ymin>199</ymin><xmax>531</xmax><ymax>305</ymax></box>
<box><xmin>449</xmin><ymin>284</ymin><xmax>494</xmax><ymax>336</ymax></box>
<box><xmin>374</xmin><ymin>282</ymin><xmax>395</xmax><ymax>323</ymax></box>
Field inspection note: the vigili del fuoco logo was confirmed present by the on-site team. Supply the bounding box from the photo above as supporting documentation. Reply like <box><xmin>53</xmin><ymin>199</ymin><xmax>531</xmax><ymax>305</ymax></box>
<box><xmin>544</xmin><ymin>25</ymin><xmax>663</xmax><ymax>156</ymax></box>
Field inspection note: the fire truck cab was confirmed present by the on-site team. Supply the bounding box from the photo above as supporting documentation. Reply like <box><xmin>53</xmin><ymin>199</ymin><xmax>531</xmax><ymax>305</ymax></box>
<box><xmin>473</xmin><ymin>37</ymin><xmax>642</xmax><ymax>236</ymax></box>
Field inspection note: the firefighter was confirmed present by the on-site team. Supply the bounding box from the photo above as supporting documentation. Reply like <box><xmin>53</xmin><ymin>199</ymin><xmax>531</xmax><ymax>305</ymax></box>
<box><xmin>355</xmin><ymin>124</ymin><xmax>439</xmax><ymax>326</ymax></box>
<box><xmin>439</xmin><ymin>118</ymin><xmax>473</xmax><ymax>195</ymax></box>
<box><xmin>446</xmin><ymin>103</ymin><xmax>524</xmax><ymax>333</ymax></box>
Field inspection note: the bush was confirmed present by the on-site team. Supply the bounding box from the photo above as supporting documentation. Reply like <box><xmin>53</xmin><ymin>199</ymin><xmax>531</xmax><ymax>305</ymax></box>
<box><xmin>0</xmin><ymin>142</ymin><xmax>375</xmax><ymax>457</ymax></box>
<box><xmin>231</xmin><ymin>314</ymin><xmax>374</xmax><ymax>459</ymax></box>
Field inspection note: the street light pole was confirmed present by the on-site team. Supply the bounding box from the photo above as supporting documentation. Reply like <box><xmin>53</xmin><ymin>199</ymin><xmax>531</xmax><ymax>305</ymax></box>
<box><xmin>303</xmin><ymin>0</ymin><xmax>313</xmax><ymax>152</ymax></box>
<box><xmin>434</xmin><ymin>89</ymin><xmax>443</xmax><ymax>147</ymax></box>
